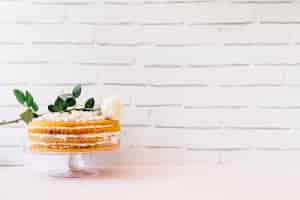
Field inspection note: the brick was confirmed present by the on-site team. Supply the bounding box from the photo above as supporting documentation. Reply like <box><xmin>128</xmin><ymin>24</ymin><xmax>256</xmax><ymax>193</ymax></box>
<box><xmin>148</xmin><ymin>68</ymin><xmax>186</xmax><ymax>86</ymax></box>
<box><xmin>132</xmin><ymin>128</ymin><xmax>227</xmax><ymax>149</ymax></box>
<box><xmin>139</xmin><ymin>47</ymin><xmax>190</xmax><ymax>66</ymax></box>
<box><xmin>184</xmin><ymin>87</ymin><xmax>300</xmax><ymax>108</ymax></box>
<box><xmin>222</xmin><ymin>109</ymin><xmax>300</xmax><ymax>129</ymax></box>
<box><xmin>0</xmin><ymin>128</ymin><xmax>24</xmax><ymax>146</ymax></box>
<box><xmin>95</xmin><ymin>26</ymin><xmax>146</xmax><ymax>45</ymax></box>
<box><xmin>256</xmin><ymin>4</ymin><xmax>300</xmax><ymax>23</ymax></box>
<box><xmin>100</xmin><ymin>67</ymin><xmax>148</xmax><ymax>85</ymax></box>
<box><xmin>220</xmin><ymin>130</ymin><xmax>297</xmax><ymax>149</ymax></box>
<box><xmin>33</xmin><ymin>0</ymin><xmax>94</xmax><ymax>3</ymax></box>
<box><xmin>220</xmin><ymin>151</ymin><xmax>300</xmax><ymax>165</ymax></box>
<box><xmin>141</xmin><ymin>26</ymin><xmax>219</xmax><ymax>46</ymax></box>
<box><xmin>141</xmin><ymin>46</ymin><xmax>292</xmax><ymax>66</ymax></box>
<box><xmin>68</xmin><ymin>4</ymin><xmax>135</xmax><ymax>23</ymax></box>
<box><xmin>255</xmin><ymin>87</ymin><xmax>300</xmax><ymax>108</ymax></box>
<box><xmin>292</xmin><ymin>27</ymin><xmax>300</xmax><ymax>44</ymax></box>
<box><xmin>122</xmin><ymin>127</ymin><xmax>186</xmax><ymax>147</ymax></box>
<box><xmin>69</xmin><ymin>4</ymin><xmax>254</xmax><ymax>25</ymax></box>
<box><xmin>152</xmin><ymin>108</ymin><xmax>221</xmax><ymax>128</ymax></box>
<box><xmin>183</xmin><ymin>87</ymin><xmax>254</xmax><ymax>107</ymax></box>
<box><xmin>0</xmin><ymin>64</ymin><xmax>98</xmax><ymax>85</ymax></box>
<box><xmin>147</xmin><ymin>67</ymin><xmax>284</xmax><ymax>86</ymax></box>
<box><xmin>30</xmin><ymin>24</ymin><xmax>94</xmax><ymax>43</ymax></box>
<box><xmin>0</xmin><ymin>147</ymin><xmax>24</xmax><ymax>166</ymax></box>
<box><xmin>121</xmin><ymin>107</ymin><xmax>150</xmax><ymax>126</ymax></box>
<box><xmin>0</xmin><ymin>46</ymin><xmax>134</xmax><ymax>64</ymax></box>
<box><xmin>185</xmin><ymin>129</ymin><xmax>256</xmax><ymax>149</ymax></box>
<box><xmin>0</xmin><ymin>24</ymin><xmax>94</xmax><ymax>44</ymax></box>
<box><xmin>190</xmin><ymin>67</ymin><xmax>284</xmax><ymax>86</ymax></box>
<box><xmin>250</xmin><ymin>46</ymin><xmax>300</xmax><ymax>64</ymax></box>
<box><xmin>0</xmin><ymin>3</ymin><xmax>64</xmax><ymax>23</ymax></box>
<box><xmin>104</xmin><ymin>0</ymin><xmax>210</xmax><ymax>4</ymax></box>
<box><xmin>134</xmin><ymin>4</ymin><xmax>254</xmax><ymax>24</ymax></box>
<box><xmin>184</xmin><ymin>4</ymin><xmax>255</xmax><ymax>24</ymax></box>
<box><xmin>0</xmin><ymin>24</ymin><xmax>30</xmax><ymax>44</ymax></box>
<box><xmin>222</xmin><ymin>25</ymin><xmax>292</xmax><ymax>45</ymax></box>
<box><xmin>135</xmin><ymin>87</ymin><xmax>184</xmax><ymax>107</ymax></box>
<box><xmin>234</xmin><ymin>0</ymin><xmax>291</xmax><ymax>2</ymax></box>
<box><xmin>284</xmin><ymin>67</ymin><xmax>300</xmax><ymax>85</ymax></box>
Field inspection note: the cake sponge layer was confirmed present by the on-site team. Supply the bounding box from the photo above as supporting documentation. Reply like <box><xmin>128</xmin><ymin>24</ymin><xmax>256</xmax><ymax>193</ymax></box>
<box><xmin>29</xmin><ymin>143</ymin><xmax>120</xmax><ymax>153</ymax></box>
<box><xmin>28</xmin><ymin>126</ymin><xmax>120</xmax><ymax>135</ymax></box>
<box><xmin>28</xmin><ymin>118</ymin><xmax>121</xmax><ymax>153</ymax></box>
<box><xmin>30</xmin><ymin>119</ymin><xmax>117</xmax><ymax>127</ymax></box>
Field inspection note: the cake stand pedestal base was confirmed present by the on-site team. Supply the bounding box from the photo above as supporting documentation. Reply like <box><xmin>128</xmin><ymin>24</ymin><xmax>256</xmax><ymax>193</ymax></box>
<box><xmin>48</xmin><ymin>154</ymin><xmax>98</xmax><ymax>178</ymax></box>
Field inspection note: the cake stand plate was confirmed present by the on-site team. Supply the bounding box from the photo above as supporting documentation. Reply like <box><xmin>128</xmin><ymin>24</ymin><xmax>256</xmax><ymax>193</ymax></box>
<box><xmin>28</xmin><ymin>152</ymin><xmax>100</xmax><ymax>178</ymax></box>
<box><xmin>49</xmin><ymin>168</ymin><xmax>97</xmax><ymax>178</ymax></box>
<box><xmin>49</xmin><ymin>153</ymin><xmax>98</xmax><ymax>178</ymax></box>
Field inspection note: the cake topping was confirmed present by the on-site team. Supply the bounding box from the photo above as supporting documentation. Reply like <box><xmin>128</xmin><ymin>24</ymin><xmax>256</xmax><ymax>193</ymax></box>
<box><xmin>33</xmin><ymin>96</ymin><xmax>123</xmax><ymax>122</ymax></box>
<box><xmin>2</xmin><ymin>84</ymin><xmax>122</xmax><ymax>126</ymax></box>
<box><xmin>35</xmin><ymin>111</ymin><xmax>104</xmax><ymax>122</ymax></box>
<box><xmin>101</xmin><ymin>96</ymin><xmax>123</xmax><ymax>121</ymax></box>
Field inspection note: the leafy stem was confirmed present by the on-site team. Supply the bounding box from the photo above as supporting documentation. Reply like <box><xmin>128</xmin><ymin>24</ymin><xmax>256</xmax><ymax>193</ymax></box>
<box><xmin>0</xmin><ymin>119</ymin><xmax>22</xmax><ymax>126</ymax></box>
<box><xmin>0</xmin><ymin>84</ymin><xmax>100</xmax><ymax>127</ymax></box>
<box><xmin>13</xmin><ymin>89</ymin><xmax>40</xmax><ymax>124</ymax></box>
<box><xmin>48</xmin><ymin>84</ymin><xmax>97</xmax><ymax>113</ymax></box>
<box><xmin>66</xmin><ymin>107</ymin><xmax>101</xmax><ymax>113</ymax></box>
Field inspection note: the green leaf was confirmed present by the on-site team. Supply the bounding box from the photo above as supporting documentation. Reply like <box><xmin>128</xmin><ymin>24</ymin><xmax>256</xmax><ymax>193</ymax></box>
<box><xmin>20</xmin><ymin>109</ymin><xmax>33</xmax><ymax>124</ymax></box>
<box><xmin>25</xmin><ymin>91</ymin><xmax>34</xmax><ymax>107</ymax></box>
<box><xmin>84</xmin><ymin>98</ymin><xmax>95</xmax><ymax>109</ymax></box>
<box><xmin>31</xmin><ymin>101</ymin><xmax>39</xmax><ymax>112</ymax></box>
<box><xmin>55</xmin><ymin>97</ymin><xmax>65</xmax><ymax>112</ymax></box>
<box><xmin>48</xmin><ymin>105</ymin><xmax>58</xmax><ymax>112</ymax></box>
<box><xmin>66</xmin><ymin>97</ymin><xmax>76</xmax><ymax>107</ymax></box>
<box><xmin>72</xmin><ymin>85</ymin><xmax>82</xmax><ymax>98</ymax></box>
<box><xmin>60</xmin><ymin>94</ymin><xmax>76</xmax><ymax>107</ymax></box>
<box><xmin>33</xmin><ymin>113</ymin><xmax>39</xmax><ymax>118</ymax></box>
<box><xmin>13</xmin><ymin>89</ymin><xmax>26</xmax><ymax>105</ymax></box>
<box><xmin>60</xmin><ymin>93</ymin><xmax>73</xmax><ymax>100</ymax></box>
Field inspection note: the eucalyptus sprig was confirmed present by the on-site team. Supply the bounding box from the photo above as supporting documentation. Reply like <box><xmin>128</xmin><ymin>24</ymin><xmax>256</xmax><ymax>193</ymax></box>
<box><xmin>0</xmin><ymin>84</ymin><xmax>98</xmax><ymax>126</ymax></box>
<box><xmin>48</xmin><ymin>84</ymin><xmax>96</xmax><ymax>113</ymax></box>
<box><xmin>13</xmin><ymin>89</ymin><xmax>40</xmax><ymax>124</ymax></box>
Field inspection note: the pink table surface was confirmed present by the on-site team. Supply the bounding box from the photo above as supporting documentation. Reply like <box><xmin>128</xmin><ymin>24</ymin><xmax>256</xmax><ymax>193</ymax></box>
<box><xmin>1</xmin><ymin>160</ymin><xmax>300</xmax><ymax>200</ymax></box>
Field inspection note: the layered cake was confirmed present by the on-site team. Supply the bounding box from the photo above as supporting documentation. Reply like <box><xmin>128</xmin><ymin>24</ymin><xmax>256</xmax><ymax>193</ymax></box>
<box><xmin>27</xmin><ymin>97</ymin><xmax>122</xmax><ymax>153</ymax></box>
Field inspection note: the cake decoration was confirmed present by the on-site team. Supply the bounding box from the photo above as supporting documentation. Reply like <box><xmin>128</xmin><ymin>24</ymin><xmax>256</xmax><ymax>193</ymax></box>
<box><xmin>0</xmin><ymin>85</ymin><xmax>123</xmax><ymax>153</ymax></box>
<box><xmin>101</xmin><ymin>96</ymin><xmax>123</xmax><ymax>121</ymax></box>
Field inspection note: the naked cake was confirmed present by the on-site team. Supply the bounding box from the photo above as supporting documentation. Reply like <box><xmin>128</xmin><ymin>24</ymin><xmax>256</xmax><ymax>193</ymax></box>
<box><xmin>27</xmin><ymin>97</ymin><xmax>122</xmax><ymax>153</ymax></box>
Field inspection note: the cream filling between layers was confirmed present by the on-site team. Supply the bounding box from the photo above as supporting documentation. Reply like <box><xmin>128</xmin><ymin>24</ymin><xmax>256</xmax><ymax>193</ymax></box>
<box><xmin>28</xmin><ymin>132</ymin><xmax>120</xmax><ymax>139</ymax></box>
<box><xmin>29</xmin><ymin>135</ymin><xmax>120</xmax><ymax>147</ymax></box>
<box><xmin>29</xmin><ymin>124</ymin><xmax>115</xmax><ymax>130</ymax></box>
<box><xmin>33</xmin><ymin>111</ymin><xmax>105</xmax><ymax>122</ymax></box>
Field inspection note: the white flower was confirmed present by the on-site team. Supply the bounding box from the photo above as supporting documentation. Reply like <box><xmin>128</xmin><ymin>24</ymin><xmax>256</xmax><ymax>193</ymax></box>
<box><xmin>101</xmin><ymin>96</ymin><xmax>122</xmax><ymax>120</ymax></box>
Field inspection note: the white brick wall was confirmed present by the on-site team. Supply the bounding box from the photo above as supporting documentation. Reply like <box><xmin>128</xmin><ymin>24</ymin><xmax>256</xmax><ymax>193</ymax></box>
<box><xmin>1</xmin><ymin>0</ymin><xmax>300</xmax><ymax>165</ymax></box>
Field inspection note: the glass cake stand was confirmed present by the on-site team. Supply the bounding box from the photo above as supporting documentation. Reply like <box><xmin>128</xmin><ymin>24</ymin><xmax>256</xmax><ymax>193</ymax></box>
<box><xmin>24</xmin><ymin>130</ymin><xmax>121</xmax><ymax>178</ymax></box>
<box><xmin>27</xmin><ymin>150</ymin><xmax>116</xmax><ymax>178</ymax></box>
<box><xmin>27</xmin><ymin>152</ymin><xmax>97</xmax><ymax>178</ymax></box>
<box><xmin>50</xmin><ymin>153</ymin><xmax>98</xmax><ymax>178</ymax></box>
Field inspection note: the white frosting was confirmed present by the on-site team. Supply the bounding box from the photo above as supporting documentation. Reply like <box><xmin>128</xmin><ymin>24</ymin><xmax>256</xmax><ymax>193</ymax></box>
<box><xmin>33</xmin><ymin>97</ymin><xmax>123</xmax><ymax>122</ymax></box>
<box><xmin>29</xmin><ymin>135</ymin><xmax>120</xmax><ymax>147</ymax></box>
<box><xmin>34</xmin><ymin>111</ymin><xmax>105</xmax><ymax>122</ymax></box>
<box><xmin>29</xmin><ymin>125</ymin><xmax>114</xmax><ymax>130</ymax></box>
<box><xmin>101</xmin><ymin>96</ymin><xmax>122</xmax><ymax>120</ymax></box>
<box><xmin>29</xmin><ymin>132</ymin><xmax>120</xmax><ymax>139</ymax></box>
